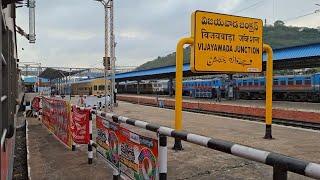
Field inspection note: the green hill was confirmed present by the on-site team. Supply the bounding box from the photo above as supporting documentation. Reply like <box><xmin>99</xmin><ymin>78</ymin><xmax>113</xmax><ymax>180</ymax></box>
<box><xmin>136</xmin><ymin>21</ymin><xmax>320</xmax><ymax>70</ymax></box>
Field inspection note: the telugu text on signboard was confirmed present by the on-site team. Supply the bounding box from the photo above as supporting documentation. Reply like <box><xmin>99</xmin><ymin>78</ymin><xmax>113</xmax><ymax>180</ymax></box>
<box><xmin>191</xmin><ymin>11</ymin><xmax>263</xmax><ymax>73</ymax></box>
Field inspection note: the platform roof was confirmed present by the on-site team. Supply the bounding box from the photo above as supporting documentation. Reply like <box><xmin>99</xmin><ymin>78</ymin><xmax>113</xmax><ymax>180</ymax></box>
<box><xmin>22</xmin><ymin>76</ymin><xmax>50</xmax><ymax>84</ymax></box>
<box><xmin>39</xmin><ymin>67</ymin><xmax>86</xmax><ymax>80</ymax></box>
<box><xmin>115</xmin><ymin>43</ymin><xmax>320</xmax><ymax>81</ymax></box>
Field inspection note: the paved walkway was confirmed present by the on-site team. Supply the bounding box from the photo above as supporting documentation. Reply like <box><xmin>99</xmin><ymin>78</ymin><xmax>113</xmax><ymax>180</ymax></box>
<box><xmin>27</xmin><ymin>118</ymin><xmax>113</xmax><ymax>180</ymax></box>
<box><xmin>113</xmin><ymin>102</ymin><xmax>320</xmax><ymax>180</ymax></box>
<box><xmin>27</xmin><ymin>97</ymin><xmax>320</xmax><ymax>179</ymax></box>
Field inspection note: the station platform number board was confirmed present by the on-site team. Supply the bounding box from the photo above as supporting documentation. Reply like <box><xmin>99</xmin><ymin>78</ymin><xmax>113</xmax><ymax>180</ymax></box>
<box><xmin>191</xmin><ymin>11</ymin><xmax>263</xmax><ymax>73</ymax></box>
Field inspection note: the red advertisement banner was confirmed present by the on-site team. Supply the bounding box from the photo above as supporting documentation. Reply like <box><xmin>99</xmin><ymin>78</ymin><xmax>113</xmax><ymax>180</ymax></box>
<box><xmin>119</xmin><ymin>127</ymin><xmax>158</xmax><ymax>180</ymax></box>
<box><xmin>95</xmin><ymin>115</ymin><xmax>159</xmax><ymax>179</ymax></box>
<box><xmin>70</xmin><ymin>106</ymin><xmax>90</xmax><ymax>144</ymax></box>
<box><xmin>42</xmin><ymin>97</ymin><xmax>72</xmax><ymax>148</ymax></box>
<box><xmin>31</xmin><ymin>96</ymin><xmax>41</xmax><ymax>112</ymax></box>
<box><xmin>96</xmin><ymin>115</ymin><xmax>120</xmax><ymax>168</ymax></box>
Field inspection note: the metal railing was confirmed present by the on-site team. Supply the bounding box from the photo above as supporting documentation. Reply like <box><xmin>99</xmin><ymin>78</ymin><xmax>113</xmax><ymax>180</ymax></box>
<box><xmin>1</xmin><ymin>128</ymin><xmax>7</xmax><ymax>151</ymax></box>
<box><xmin>90</xmin><ymin>108</ymin><xmax>320</xmax><ymax>180</ymax></box>
<box><xmin>34</xmin><ymin>97</ymin><xmax>320</xmax><ymax>179</ymax></box>
<box><xmin>1</xmin><ymin>95</ymin><xmax>7</xmax><ymax>102</ymax></box>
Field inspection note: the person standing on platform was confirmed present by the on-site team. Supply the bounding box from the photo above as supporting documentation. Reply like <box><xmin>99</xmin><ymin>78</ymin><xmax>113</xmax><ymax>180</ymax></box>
<box><xmin>235</xmin><ymin>86</ymin><xmax>239</xmax><ymax>100</ymax></box>
<box><xmin>78</xmin><ymin>96</ymin><xmax>85</xmax><ymax>107</ymax></box>
<box><xmin>216</xmin><ymin>86</ymin><xmax>221</xmax><ymax>102</ymax></box>
<box><xmin>114</xmin><ymin>88</ymin><xmax>117</xmax><ymax>106</ymax></box>
<box><xmin>106</xmin><ymin>94</ymin><xmax>111</xmax><ymax>108</ymax></box>
<box><xmin>211</xmin><ymin>87</ymin><xmax>216</xmax><ymax>100</ymax></box>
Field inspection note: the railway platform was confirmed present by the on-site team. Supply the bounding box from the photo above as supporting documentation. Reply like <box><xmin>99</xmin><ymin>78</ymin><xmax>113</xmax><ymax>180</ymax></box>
<box><xmin>25</xmin><ymin>95</ymin><xmax>320</xmax><ymax>179</ymax></box>
<box><xmin>111</xmin><ymin>101</ymin><xmax>320</xmax><ymax>179</ymax></box>
<box><xmin>27</xmin><ymin>117</ymin><xmax>113</xmax><ymax>179</ymax></box>
<box><xmin>117</xmin><ymin>94</ymin><xmax>320</xmax><ymax>125</ymax></box>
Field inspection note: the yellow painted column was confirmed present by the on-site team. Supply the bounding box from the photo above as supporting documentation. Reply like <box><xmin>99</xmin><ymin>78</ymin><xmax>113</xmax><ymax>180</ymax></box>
<box><xmin>175</xmin><ymin>37</ymin><xmax>194</xmax><ymax>131</ymax></box>
<box><xmin>263</xmin><ymin>44</ymin><xmax>273</xmax><ymax>139</ymax></box>
<box><xmin>173</xmin><ymin>37</ymin><xmax>193</xmax><ymax>150</ymax></box>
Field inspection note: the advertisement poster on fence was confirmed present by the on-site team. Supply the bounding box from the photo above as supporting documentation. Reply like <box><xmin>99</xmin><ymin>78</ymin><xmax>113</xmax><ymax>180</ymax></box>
<box><xmin>31</xmin><ymin>96</ymin><xmax>41</xmax><ymax>112</ymax></box>
<box><xmin>119</xmin><ymin>126</ymin><xmax>158</xmax><ymax>180</ymax></box>
<box><xmin>70</xmin><ymin>106</ymin><xmax>90</xmax><ymax>144</ymax></box>
<box><xmin>41</xmin><ymin>98</ymin><xmax>55</xmax><ymax>132</ymax></box>
<box><xmin>96</xmin><ymin>115</ymin><xmax>120</xmax><ymax>168</ymax></box>
<box><xmin>41</xmin><ymin>97</ymin><xmax>72</xmax><ymax>148</ymax></box>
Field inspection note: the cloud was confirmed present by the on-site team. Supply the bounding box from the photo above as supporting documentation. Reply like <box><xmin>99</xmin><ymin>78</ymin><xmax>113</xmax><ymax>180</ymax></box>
<box><xmin>217</xmin><ymin>0</ymin><xmax>243</xmax><ymax>13</ymax></box>
<box><xmin>16</xmin><ymin>0</ymin><xmax>320</xmax><ymax>68</ymax></box>
<box><xmin>46</xmin><ymin>28</ymin><xmax>97</xmax><ymax>41</ymax></box>
<box><xmin>286</xmin><ymin>13</ymin><xmax>320</xmax><ymax>28</ymax></box>
<box><xmin>118</xmin><ymin>29</ymin><xmax>150</xmax><ymax>40</ymax></box>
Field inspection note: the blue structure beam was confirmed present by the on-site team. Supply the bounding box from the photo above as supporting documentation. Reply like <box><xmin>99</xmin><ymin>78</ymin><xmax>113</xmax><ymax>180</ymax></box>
<box><xmin>116</xmin><ymin>43</ymin><xmax>320</xmax><ymax>82</ymax></box>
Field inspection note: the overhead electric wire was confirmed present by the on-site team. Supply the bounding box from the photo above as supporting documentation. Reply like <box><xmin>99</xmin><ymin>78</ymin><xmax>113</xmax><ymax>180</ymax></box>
<box><xmin>232</xmin><ymin>0</ymin><xmax>265</xmax><ymax>14</ymax></box>
<box><xmin>283</xmin><ymin>9</ymin><xmax>320</xmax><ymax>22</ymax></box>
<box><xmin>149</xmin><ymin>1</ymin><xmax>266</xmax><ymax>60</ymax></box>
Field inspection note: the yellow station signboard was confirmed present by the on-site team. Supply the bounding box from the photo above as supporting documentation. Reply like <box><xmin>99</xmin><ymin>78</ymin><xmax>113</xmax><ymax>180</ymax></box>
<box><xmin>191</xmin><ymin>11</ymin><xmax>263</xmax><ymax>73</ymax></box>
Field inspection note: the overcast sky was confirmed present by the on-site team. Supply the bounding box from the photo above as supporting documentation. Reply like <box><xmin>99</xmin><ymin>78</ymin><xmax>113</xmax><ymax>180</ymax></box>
<box><xmin>16</xmin><ymin>0</ymin><xmax>320</xmax><ymax>68</ymax></box>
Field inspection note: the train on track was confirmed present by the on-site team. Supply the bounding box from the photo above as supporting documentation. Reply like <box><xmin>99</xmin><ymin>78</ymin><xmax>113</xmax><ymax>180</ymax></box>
<box><xmin>56</xmin><ymin>78</ymin><xmax>111</xmax><ymax>96</ymax></box>
<box><xmin>70</xmin><ymin>78</ymin><xmax>109</xmax><ymax>96</ymax></box>
<box><xmin>65</xmin><ymin>73</ymin><xmax>320</xmax><ymax>102</ymax></box>
<box><xmin>1</xmin><ymin>2</ymin><xmax>21</xmax><ymax>180</ymax></box>
<box><xmin>60</xmin><ymin>78</ymin><xmax>169</xmax><ymax>96</ymax></box>
<box><xmin>182</xmin><ymin>73</ymin><xmax>320</xmax><ymax>102</ymax></box>
<box><xmin>236</xmin><ymin>73</ymin><xmax>320</xmax><ymax>101</ymax></box>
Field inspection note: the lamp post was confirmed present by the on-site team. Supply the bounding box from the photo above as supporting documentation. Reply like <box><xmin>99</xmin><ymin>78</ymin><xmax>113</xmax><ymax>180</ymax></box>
<box><xmin>93</xmin><ymin>0</ymin><xmax>115</xmax><ymax>112</ymax></box>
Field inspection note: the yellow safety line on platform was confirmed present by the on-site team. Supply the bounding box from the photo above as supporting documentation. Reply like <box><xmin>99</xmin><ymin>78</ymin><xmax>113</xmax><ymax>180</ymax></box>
<box><xmin>264</xmin><ymin>44</ymin><xmax>273</xmax><ymax>126</ymax></box>
<box><xmin>175</xmin><ymin>37</ymin><xmax>194</xmax><ymax>131</ymax></box>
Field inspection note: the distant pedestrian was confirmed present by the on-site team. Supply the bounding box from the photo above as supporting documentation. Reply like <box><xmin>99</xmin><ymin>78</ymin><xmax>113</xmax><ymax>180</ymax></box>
<box><xmin>78</xmin><ymin>96</ymin><xmax>85</xmax><ymax>107</ymax></box>
<box><xmin>98</xmin><ymin>101</ymin><xmax>102</xmax><ymax>110</ymax></box>
<box><xmin>211</xmin><ymin>88</ymin><xmax>216</xmax><ymax>100</ymax></box>
<box><xmin>228</xmin><ymin>86</ymin><xmax>234</xmax><ymax>100</ymax></box>
<box><xmin>216</xmin><ymin>87</ymin><xmax>221</xmax><ymax>102</ymax></box>
<box><xmin>235</xmin><ymin>86</ymin><xmax>239</xmax><ymax>100</ymax></box>
<box><xmin>114</xmin><ymin>88</ymin><xmax>117</xmax><ymax>105</ymax></box>
<box><xmin>107</xmin><ymin>95</ymin><xmax>111</xmax><ymax>107</ymax></box>
<box><xmin>83</xmin><ymin>96</ymin><xmax>87</xmax><ymax>107</ymax></box>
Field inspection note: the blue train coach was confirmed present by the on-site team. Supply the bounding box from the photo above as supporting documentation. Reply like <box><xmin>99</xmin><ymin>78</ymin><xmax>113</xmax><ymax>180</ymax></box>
<box><xmin>236</xmin><ymin>73</ymin><xmax>320</xmax><ymax>101</ymax></box>
<box><xmin>183</xmin><ymin>79</ymin><xmax>224</xmax><ymax>98</ymax></box>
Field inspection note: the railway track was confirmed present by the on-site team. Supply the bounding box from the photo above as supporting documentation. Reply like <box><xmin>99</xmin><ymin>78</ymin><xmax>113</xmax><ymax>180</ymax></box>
<box><xmin>123</xmin><ymin>100</ymin><xmax>320</xmax><ymax>131</ymax></box>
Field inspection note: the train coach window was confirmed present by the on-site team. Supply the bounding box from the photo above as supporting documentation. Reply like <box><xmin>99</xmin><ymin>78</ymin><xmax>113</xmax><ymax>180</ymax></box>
<box><xmin>296</xmin><ymin>80</ymin><xmax>303</xmax><ymax>85</ymax></box>
<box><xmin>273</xmin><ymin>79</ymin><xmax>279</xmax><ymax>85</ymax></box>
<box><xmin>281</xmin><ymin>80</ymin><xmax>286</xmax><ymax>85</ymax></box>
<box><xmin>288</xmin><ymin>78</ymin><xmax>294</xmax><ymax>85</ymax></box>
<box><xmin>94</xmin><ymin>85</ymin><xmax>97</xmax><ymax>90</ymax></box>
<box><xmin>248</xmin><ymin>81</ymin><xmax>253</xmax><ymax>86</ymax></box>
<box><xmin>305</xmin><ymin>78</ymin><xmax>311</xmax><ymax>85</ymax></box>
<box><xmin>243</xmin><ymin>80</ymin><xmax>247</xmax><ymax>86</ymax></box>
<box><xmin>98</xmin><ymin>85</ymin><xmax>105</xmax><ymax>90</ymax></box>
<box><xmin>260</xmin><ymin>81</ymin><xmax>265</xmax><ymax>86</ymax></box>
<box><xmin>254</xmin><ymin>80</ymin><xmax>259</xmax><ymax>86</ymax></box>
